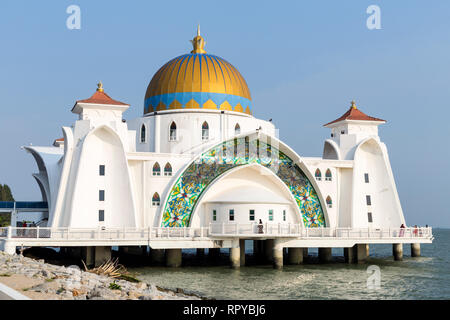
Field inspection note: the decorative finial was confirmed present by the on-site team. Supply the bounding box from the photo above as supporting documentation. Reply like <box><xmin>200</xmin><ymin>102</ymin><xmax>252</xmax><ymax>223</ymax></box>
<box><xmin>97</xmin><ymin>81</ymin><xmax>104</xmax><ymax>92</ymax></box>
<box><xmin>190</xmin><ymin>25</ymin><xmax>206</xmax><ymax>54</ymax></box>
<box><xmin>351</xmin><ymin>100</ymin><xmax>357</xmax><ymax>109</ymax></box>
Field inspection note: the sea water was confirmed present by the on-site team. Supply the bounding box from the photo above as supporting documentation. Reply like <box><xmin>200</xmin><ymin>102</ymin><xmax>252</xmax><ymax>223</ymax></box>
<box><xmin>128</xmin><ymin>229</ymin><xmax>450</xmax><ymax>300</ymax></box>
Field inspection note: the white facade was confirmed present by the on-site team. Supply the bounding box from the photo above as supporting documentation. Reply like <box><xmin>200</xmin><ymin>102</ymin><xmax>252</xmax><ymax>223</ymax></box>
<box><xmin>24</xmin><ymin>96</ymin><xmax>406</xmax><ymax>232</ymax></box>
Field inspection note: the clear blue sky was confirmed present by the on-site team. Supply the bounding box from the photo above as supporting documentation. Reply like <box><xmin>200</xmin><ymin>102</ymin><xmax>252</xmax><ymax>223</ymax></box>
<box><xmin>0</xmin><ymin>1</ymin><xmax>449</xmax><ymax>227</ymax></box>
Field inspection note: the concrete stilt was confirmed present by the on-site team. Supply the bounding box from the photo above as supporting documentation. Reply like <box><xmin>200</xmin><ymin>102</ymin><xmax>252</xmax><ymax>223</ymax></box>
<box><xmin>319</xmin><ymin>248</ymin><xmax>332</xmax><ymax>263</ymax></box>
<box><xmin>150</xmin><ymin>249</ymin><xmax>165</xmax><ymax>264</ymax></box>
<box><xmin>239</xmin><ymin>240</ymin><xmax>246</xmax><ymax>266</ymax></box>
<box><xmin>393</xmin><ymin>243</ymin><xmax>403</xmax><ymax>261</ymax></box>
<box><xmin>288</xmin><ymin>248</ymin><xmax>303</xmax><ymax>265</ymax></box>
<box><xmin>273</xmin><ymin>239</ymin><xmax>283</xmax><ymax>269</ymax></box>
<box><xmin>411</xmin><ymin>243</ymin><xmax>421</xmax><ymax>257</ymax></box>
<box><xmin>230</xmin><ymin>247</ymin><xmax>240</xmax><ymax>269</ymax></box>
<box><xmin>94</xmin><ymin>246</ymin><xmax>111</xmax><ymax>267</ymax></box>
<box><xmin>265</xmin><ymin>239</ymin><xmax>274</xmax><ymax>263</ymax></box>
<box><xmin>196</xmin><ymin>248</ymin><xmax>205</xmax><ymax>257</ymax></box>
<box><xmin>355</xmin><ymin>244</ymin><xmax>367</xmax><ymax>263</ymax></box>
<box><xmin>166</xmin><ymin>249</ymin><xmax>182</xmax><ymax>267</ymax></box>
<box><xmin>303</xmin><ymin>248</ymin><xmax>308</xmax><ymax>259</ymax></box>
<box><xmin>344</xmin><ymin>247</ymin><xmax>355</xmax><ymax>263</ymax></box>
<box><xmin>81</xmin><ymin>247</ymin><xmax>95</xmax><ymax>267</ymax></box>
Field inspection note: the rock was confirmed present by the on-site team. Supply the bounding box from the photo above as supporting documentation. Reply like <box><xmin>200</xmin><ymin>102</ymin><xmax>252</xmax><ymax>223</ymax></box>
<box><xmin>41</xmin><ymin>269</ymin><xmax>54</xmax><ymax>278</ymax></box>
<box><xmin>138</xmin><ymin>295</ymin><xmax>153</xmax><ymax>300</ymax></box>
<box><xmin>30</xmin><ymin>283</ymin><xmax>50</xmax><ymax>293</ymax></box>
<box><xmin>136</xmin><ymin>282</ymin><xmax>147</xmax><ymax>290</ymax></box>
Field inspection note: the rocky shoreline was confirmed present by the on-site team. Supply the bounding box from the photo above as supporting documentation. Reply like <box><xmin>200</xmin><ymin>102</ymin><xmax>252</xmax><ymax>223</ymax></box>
<box><xmin>0</xmin><ymin>251</ymin><xmax>204</xmax><ymax>300</ymax></box>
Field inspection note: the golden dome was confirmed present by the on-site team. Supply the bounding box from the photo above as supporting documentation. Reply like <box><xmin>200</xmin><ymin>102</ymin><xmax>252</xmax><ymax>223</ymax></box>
<box><xmin>144</xmin><ymin>28</ymin><xmax>252</xmax><ymax>115</ymax></box>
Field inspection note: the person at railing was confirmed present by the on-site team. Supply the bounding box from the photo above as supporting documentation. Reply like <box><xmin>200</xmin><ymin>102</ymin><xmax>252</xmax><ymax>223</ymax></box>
<box><xmin>413</xmin><ymin>225</ymin><xmax>418</xmax><ymax>237</ymax></box>
<box><xmin>257</xmin><ymin>219</ymin><xmax>264</xmax><ymax>234</ymax></box>
<box><xmin>399</xmin><ymin>223</ymin><xmax>405</xmax><ymax>237</ymax></box>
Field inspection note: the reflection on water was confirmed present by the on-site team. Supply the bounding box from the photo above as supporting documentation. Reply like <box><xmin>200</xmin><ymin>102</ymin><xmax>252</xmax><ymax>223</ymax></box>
<box><xmin>128</xmin><ymin>229</ymin><xmax>450</xmax><ymax>300</ymax></box>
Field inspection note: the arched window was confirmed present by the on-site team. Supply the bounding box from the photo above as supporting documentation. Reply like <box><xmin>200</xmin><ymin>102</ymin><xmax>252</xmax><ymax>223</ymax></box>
<box><xmin>140</xmin><ymin>124</ymin><xmax>146</xmax><ymax>143</ymax></box>
<box><xmin>315</xmin><ymin>169</ymin><xmax>322</xmax><ymax>181</ymax></box>
<box><xmin>153</xmin><ymin>162</ymin><xmax>161</xmax><ymax>176</ymax></box>
<box><xmin>169</xmin><ymin>122</ymin><xmax>177</xmax><ymax>141</ymax></box>
<box><xmin>235</xmin><ymin>123</ymin><xmax>241</xmax><ymax>135</ymax></box>
<box><xmin>202</xmin><ymin>121</ymin><xmax>209</xmax><ymax>140</ymax></box>
<box><xmin>325</xmin><ymin>169</ymin><xmax>332</xmax><ymax>181</ymax></box>
<box><xmin>326</xmin><ymin>196</ymin><xmax>332</xmax><ymax>208</ymax></box>
<box><xmin>152</xmin><ymin>192</ymin><xmax>160</xmax><ymax>206</ymax></box>
<box><xmin>164</xmin><ymin>163</ymin><xmax>172</xmax><ymax>176</ymax></box>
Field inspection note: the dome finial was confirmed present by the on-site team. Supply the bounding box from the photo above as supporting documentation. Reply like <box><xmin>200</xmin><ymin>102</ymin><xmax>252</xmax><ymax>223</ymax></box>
<box><xmin>190</xmin><ymin>25</ymin><xmax>206</xmax><ymax>54</ymax></box>
<box><xmin>351</xmin><ymin>100</ymin><xmax>357</xmax><ymax>109</ymax></box>
<box><xmin>97</xmin><ymin>81</ymin><xmax>104</xmax><ymax>92</ymax></box>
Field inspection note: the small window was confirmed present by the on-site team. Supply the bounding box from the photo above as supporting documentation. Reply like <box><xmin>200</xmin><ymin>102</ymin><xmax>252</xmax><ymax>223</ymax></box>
<box><xmin>212</xmin><ymin>210</ymin><xmax>217</xmax><ymax>221</ymax></box>
<box><xmin>368</xmin><ymin>212</ymin><xmax>373</xmax><ymax>223</ymax></box>
<box><xmin>169</xmin><ymin>122</ymin><xmax>177</xmax><ymax>141</ymax></box>
<box><xmin>99</xmin><ymin>210</ymin><xmax>104</xmax><ymax>222</ymax></box>
<box><xmin>249</xmin><ymin>209</ymin><xmax>255</xmax><ymax>221</ymax></box>
<box><xmin>268</xmin><ymin>209</ymin><xmax>273</xmax><ymax>221</ymax></box>
<box><xmin>341</xmin><ymin>130</ymin><xmax>345</xmax><ymax>134</ymax></box>
<box><xmin>283</xmin><ymin>210</ymin><xmax>286</xmax><ymax>222</ymax></box>
<box><xmin>325</xmin><ymin>169</ymin><xmax>332</xmax><ymax>181</ymax></box>
<box><xmin>326</xmin><ymin>196</ymin><xmax>332</xmax><ymax>208</ymax></box>
<box><xmin>202</xmin><ymin>121</ymin><xmax>209</xmax><ymax>140</ymax></box>
<box><xmin>164</xmin><ymin>163</ymin><xmax>172</xmax><ymax>176</ymax></box>
<box><xmin>140</xmin><ymin>124</ymin><xmax>146</xmax><ymax>143</ymax></box>
<box><xmin>366</xmin><ymin>195</ymin><xmax>372</xmax><ymax>206</ymax></box>
<box><xmin>235</xmin><ymin>123</ymin><xmax>241</xmax><ymax>135</ymax></box>
<box><xmin>153</xmin><ymin>162</ymin><xmax>161</xmax><ymax>176</ymax></box>
<box><xmin>99</xmin><ymin>165</ymin><xmax>105</xmax><ymax>176</ymax></box>
<box><xmin>99</xmin><ymin>190</ymin><xmax>105</xmax><ymax>201</ymax></box>
<box><xmin>364</xmin><ymin>173</ymin><xmax>370</xmax><ymax>183</ymax></box>
<box><xmin>152</xmin><ymin>192</ymin><xmax>160</xmax><ymax>206</ymax></box>
<box><xmin>315</xmin><ymin>169</ymin><xmax>322</xmax><ymax>181</ymax></box>
<box><xmin>331</xmin><ymin>133</ymin><xmax>334</xmax><ymax>137</ymax></box>
<box><xmin>229</xmin><ymin>209</ymin><xmax>234</xmax><ymax>221</ymax></box>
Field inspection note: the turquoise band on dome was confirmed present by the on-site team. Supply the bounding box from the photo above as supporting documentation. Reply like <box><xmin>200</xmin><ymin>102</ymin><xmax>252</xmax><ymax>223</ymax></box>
<box><xmin>144</xmin><ymin>92</ymin><xmax>252</xmax><ymax>113</ymax></box>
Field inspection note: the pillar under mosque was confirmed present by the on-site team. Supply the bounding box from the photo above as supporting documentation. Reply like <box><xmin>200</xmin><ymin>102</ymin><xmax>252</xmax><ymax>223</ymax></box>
<box><xmin>166</xmin><ymin>249</ymin><xmax>182</xmax><ymax>267</ymax></box>
<box><xmin>273</xmin><ymin>239</ymin><xmax>283</xmax><ymax>269</ymax></box>
<box><xmin>411</xmin><ymin>243</ymin><xmax>421</xmax><ymax>257</ymax></box>
<box><xmin>318</xmin><ymin>248</ymin><xmax>332</xmax><ymax>263</ymax></box>
<box><xmin>288</xmin><ymin>248</ymin><xmax>303</xmax><ymax>265</ymax></box>
<box><xmin>393</xmin><ymin>243</ymin><xmax>403</xmax><ymax>261</ymax></box>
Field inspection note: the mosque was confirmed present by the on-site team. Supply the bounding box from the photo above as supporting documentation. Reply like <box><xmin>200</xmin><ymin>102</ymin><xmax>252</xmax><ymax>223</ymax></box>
<box><xmin>1</xmin><ymin>28</ymin><xmax>432</xmax><ymax>268</ymax></box>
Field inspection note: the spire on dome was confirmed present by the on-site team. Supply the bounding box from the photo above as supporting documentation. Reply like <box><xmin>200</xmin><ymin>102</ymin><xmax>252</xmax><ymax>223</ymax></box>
<box><xmin>351</xmin><ymin>100</ymin><xmax>357</xmax><ymax>109</ymax></box>
<box><xmin>190</xmin><ymin>25</ymin><xmax>206</xmax><ymax>54</ymax></box>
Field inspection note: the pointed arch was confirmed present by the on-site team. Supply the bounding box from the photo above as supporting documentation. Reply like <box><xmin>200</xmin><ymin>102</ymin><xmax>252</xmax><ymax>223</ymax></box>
<box><xmin>164</xmin><ymin>162</ymin><xmax>172</xmax><ymax>176</ymax></box>
<box><xmin>160</xmin><ymin>135</ymin><xmax>326</xmax><ymax>228</ymax></box>
<box><xmin>325</xmin><ymin>169</ymin><xmax>332</xmax><ymax>181</ymax></box>
<box><xmin>234</xmin><ymin>123</ymin><xmax>241</xmax><ymax>135</ymax></box>
<box><xmin>169</xmin><ymin>121</ymin><xmax>177</xmax><ymax>141</ymax></box>
<box><xmin>202</xmin><ymin>121</ymin><xmax>209</xmax><ymax>140</ymax></box>
<box><xmin>153</xmin><ymin>162</ymin><xmax>161</xmax><ymax>176</ymax></box>
<box><xmin>315</xmin><ymin>169</ymin><xmax>322</xmax><ymax>181</ymax></box>
<box><xmin>140</xmin><ymin>124</ymin><xmax>146</xmax><ymax>143</ymax></box>
<box><xmin>152</xmin><ymin>192</ymin><xmax>160</xmax><ymax>206</ymax></box>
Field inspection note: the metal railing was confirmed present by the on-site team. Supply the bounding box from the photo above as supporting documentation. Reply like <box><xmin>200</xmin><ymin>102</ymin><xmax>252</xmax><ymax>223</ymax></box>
<box><xmin>0</xmin><ymin>224</ymin><xmax>433</xmax><ymax>242</ymax></box>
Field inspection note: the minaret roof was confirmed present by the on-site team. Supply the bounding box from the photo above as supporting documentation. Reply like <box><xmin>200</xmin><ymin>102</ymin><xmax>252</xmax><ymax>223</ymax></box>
<box><xmin>323</xmin><ymin>101</ymin><xmax>385</xmax><ymax>127</ymax></box>
<box><xmin>75</xmin><ymin>82</ymin><xmax>128</xmax><ymax>106</ymax></box>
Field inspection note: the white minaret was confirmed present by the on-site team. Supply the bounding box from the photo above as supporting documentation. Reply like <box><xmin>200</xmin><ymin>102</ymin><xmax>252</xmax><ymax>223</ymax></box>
<box><xmin>323</xmin><ymin>100</ymin><xmax>386</xmax><ymax>160</ymax></box>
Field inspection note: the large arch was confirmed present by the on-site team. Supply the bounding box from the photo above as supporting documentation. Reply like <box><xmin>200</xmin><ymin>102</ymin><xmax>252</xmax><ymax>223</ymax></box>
<box><xmin>160</xmin><ymin>134</ymin><xmax>326</xmax><ymax>228</ymax></box>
